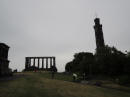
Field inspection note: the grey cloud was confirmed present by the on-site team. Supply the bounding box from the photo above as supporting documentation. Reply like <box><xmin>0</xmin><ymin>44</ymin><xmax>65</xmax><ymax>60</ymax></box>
<box><xmin>0</xmin><ymin>0</ymin><xmax>130</xmax><ymax>72</ymax></box>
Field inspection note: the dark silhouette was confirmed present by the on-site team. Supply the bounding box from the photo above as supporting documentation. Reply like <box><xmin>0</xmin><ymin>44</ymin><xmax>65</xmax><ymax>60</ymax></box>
<box><xmin>13</xmin><ymin>69</ymin><xmax>17</xmax><ymax>73</ymax></box>
<box><xmin>65</xmin><ymin>18</ymin><xmax>130</xmax><ymax>85</ymax></box>
<box><xmin>24</xmin><ymin>57</ymin><xmax>56</xmax><ymax>71</ymax></box>
<box><xmin>65</xmin><ymin>52</ymin><xmax>94</xmax><ymax>75</ymax></box>
<box><xmin>0</xmin><ymin>43</ymin><xmax>12</xmax><ymax>77</ymax></box>
<box><xmin>94</xmin><ymin>18</ymin><xmax>105</xmax><ymax>54</ymax></box>
<box><xmin>50</xmin><ymin>66</ymin><xmax>57</xmax><ymax>79</ymax></box>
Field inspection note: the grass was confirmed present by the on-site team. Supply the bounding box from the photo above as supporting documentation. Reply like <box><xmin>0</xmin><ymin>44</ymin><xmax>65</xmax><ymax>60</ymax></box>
<box><xmin>37</xmin><ymin>71</ymin><xmax>73</xmax><ymax>81</ymax></box>
<box><xmin>0</xmin><ymin>71</ymin><xmax>130</xmax><ymax>97</ymax></box>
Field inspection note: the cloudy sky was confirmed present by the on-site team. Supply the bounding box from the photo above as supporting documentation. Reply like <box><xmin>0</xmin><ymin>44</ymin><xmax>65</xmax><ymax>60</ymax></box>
<box><xmin>0</xmin><ymin>0</ymin><xmax>130</xmax><ymax>72</ymax></box>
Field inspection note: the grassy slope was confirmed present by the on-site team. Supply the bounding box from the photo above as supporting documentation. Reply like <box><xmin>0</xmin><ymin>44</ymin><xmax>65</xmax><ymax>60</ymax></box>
<box><xmin>0</xmin><ymin>72</ymin><xmax>130</xmax><ymax>97</ymax></box>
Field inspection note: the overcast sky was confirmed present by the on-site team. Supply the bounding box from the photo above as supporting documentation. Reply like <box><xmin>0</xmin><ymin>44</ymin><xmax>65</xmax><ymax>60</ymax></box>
<box><xmin>0</xmin><ymin>0</ymin><xmax>130</xmax><ymax>72</ymax></box>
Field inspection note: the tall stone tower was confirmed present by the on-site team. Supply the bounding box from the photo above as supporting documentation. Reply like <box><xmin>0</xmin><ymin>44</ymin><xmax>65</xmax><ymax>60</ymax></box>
<box><xmin>94</xmin><ymin>18</ymin><xmax>105</xmax><ymax>53</ymax></box>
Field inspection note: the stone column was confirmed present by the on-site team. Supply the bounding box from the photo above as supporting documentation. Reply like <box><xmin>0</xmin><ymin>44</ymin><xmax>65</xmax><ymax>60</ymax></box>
<box><xmin>50</xmin><ymin>57</ymin><xmax>52</xmax><ymax>68</ymax></box>
<box><xmin>25</xmin><ymin>57</ymin><xmax>28</xmax><ymax>69</ymax></box>
<box><xmin>25</xmin><ymin>57</ymin><xmax>30</xmax><ymax>69</ymax></box>
<box><xmin>33</xmin><ymin>58</ymin><xmax>35</xmax><ymax>67</ymax></box>
<box><xmin>53</xmin><ymin>57</ymin><xmax>56</xmax><ymax>67</ymax></box>
<box><xmin>46</xmin><ymin>58</ymin><xmax>48</xmax><ymax>69</ymax></box>
<box><xmin>42</xmin><ymin>58</ymin><xmax>44</xmax><ymax>69</ymax></box>
<box><xmin>38</xmin><ymin>58</ymin><xmax>40</xmax><ymax>69</ymax></box>
<box><xmin>29</xmin><ymin>58</ymin><xmax>31</xmax><ymax>67</ymax></box>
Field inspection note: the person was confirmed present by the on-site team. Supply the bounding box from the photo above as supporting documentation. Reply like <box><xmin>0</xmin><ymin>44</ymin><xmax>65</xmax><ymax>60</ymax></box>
<box><xmin>73</xmin><ymin>73</ymin><xmax>77</xmax><ymax>82</ymax></box>
<box><xmin>51</xmin><ymin>66</ymin><xmax>57</xmax><ymax>79</ymax></box>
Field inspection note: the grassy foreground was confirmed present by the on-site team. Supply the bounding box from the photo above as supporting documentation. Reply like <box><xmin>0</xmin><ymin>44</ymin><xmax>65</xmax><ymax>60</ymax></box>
<box><xmin>0</xmin><ymin>72</ymin><xmax>130</xmax><ymax>97</ymax></box>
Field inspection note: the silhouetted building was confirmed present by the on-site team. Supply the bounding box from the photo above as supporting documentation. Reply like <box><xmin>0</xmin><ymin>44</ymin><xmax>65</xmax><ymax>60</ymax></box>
<box><xmin>25</xmin><ymin>56</ymin><xmax>56</xmax><ymax>71</ymax></box>
<box><xmin>0</xmin><ymin>43</ymin><xmax>10</xmax><ymax>76</ymax></box>
<box><xmin>94</xmin><ymin>18</ymin><xmax>105</xmax><ymax>53</ymax></box>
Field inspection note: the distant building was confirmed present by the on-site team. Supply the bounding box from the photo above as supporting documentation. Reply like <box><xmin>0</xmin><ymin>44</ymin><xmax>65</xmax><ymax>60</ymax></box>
<box><xmin>0</xmin><ymin>43</ymin><xmax>10</xmax><ymax>76</ymax></box>
<box><xmin>94</xmin><ymin>18</ymin><xmax>105</xmax><ymax>54</ymax></box>
<box><xmin>24</xmin><ymin>56</ymin><xmax>56</xmax><ymax>71</ymax></box>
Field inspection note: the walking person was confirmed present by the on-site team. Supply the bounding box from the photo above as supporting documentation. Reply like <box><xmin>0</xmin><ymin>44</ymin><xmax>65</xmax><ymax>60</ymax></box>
<box><xmin>51</xmin><ymin>66</ymin><xmax>57</xmax><ymax>79</ymax></box>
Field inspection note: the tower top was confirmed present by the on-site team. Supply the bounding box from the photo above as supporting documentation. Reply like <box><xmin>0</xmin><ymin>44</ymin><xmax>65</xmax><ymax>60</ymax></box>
<box><xmin>94</xmin><ymin>18</ymin><xmax>100</xmax><ymax>25</ymax></box>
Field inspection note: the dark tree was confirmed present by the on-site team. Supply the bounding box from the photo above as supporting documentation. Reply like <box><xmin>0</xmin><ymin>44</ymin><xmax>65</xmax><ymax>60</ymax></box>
<box><xmin>65</xmin><ymin>52</ymin><xmax>94</xmax><ymax>75</ymax></box>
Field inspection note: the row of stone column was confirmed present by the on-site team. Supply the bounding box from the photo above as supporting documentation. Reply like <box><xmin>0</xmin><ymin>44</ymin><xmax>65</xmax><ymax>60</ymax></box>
<box><xmin>25</xmin><ymin>57</ymin><xmax>56</xmax><ymax>69</ymax></box>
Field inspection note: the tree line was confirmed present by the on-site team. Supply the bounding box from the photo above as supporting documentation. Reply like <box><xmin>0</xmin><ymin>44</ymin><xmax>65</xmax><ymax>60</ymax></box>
<box><xmin>65</xmin><ymin>45</ymin><xmax>130</xmax><ymax>76</ymax></box>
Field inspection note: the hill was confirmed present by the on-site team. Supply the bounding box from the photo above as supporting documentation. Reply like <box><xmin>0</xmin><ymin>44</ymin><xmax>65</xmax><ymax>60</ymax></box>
<box><xmin>0</xmin><ymin>72</ymin><xmax>130</xmax><ymax>97</ymax></box>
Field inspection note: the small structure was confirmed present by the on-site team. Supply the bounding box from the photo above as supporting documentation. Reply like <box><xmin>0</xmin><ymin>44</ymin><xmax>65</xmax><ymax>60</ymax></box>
<box><xmin>0</xmin><ymin>43</ymin><xmax>10</xmax><ymax>76</ymax></box>
<box><xmin>25</xmin><ymin>56</ymin><xmax>56</xmax><ymax>71</ymax></box>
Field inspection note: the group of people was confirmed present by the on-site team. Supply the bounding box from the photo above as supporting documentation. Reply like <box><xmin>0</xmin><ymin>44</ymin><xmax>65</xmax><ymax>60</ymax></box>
<box><xmin>50</xmin><ymin>67</ymin><xmax>86</xmax><ymax>82</ymax></box>
<box><xmin>72</xmin><ymin>73</ymin><xmax>87</xmax><ymax>82</ymax></box>
<box><xmin>72</xmin><ymin>73</ymin><xmax>78</xmax><ymax>81</ymax></box>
